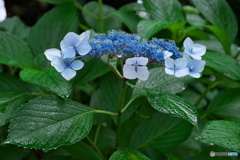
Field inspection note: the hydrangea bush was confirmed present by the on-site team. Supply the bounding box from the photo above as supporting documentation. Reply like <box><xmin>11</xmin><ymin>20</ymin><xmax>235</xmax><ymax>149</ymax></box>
<box><xmin>0</xmin><ymin>0</ymin><xmax>240</xmax><ymax>159</ymax></box>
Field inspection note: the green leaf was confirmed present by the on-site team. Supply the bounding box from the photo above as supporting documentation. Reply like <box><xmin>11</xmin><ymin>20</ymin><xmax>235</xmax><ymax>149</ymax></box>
<box><xmin>115</xmin><ymin>10</ymin><xmax>141</xmax><ymax>34</ymax></box>
<box><xmin>137</xmin><ymin>20</ymin><xmax>169</xmax><ymax>39</ymax></box>
<box><xmin>132</xmin><ymin>67</ymin><xmax>191</xmax><ymax>98</ymax></box>
<box><xmin>206</xmin><ymin>89</ymin><xmax>240</xmax><ymax>122</ymax></box>
<box><xmin>109</xmin><ymin>148</ymin><xmax>151</xmax><ymax>160</ymax></box>
<box><xmin>73</xmin><ymin>58</ymin><xmax>110</xmax><ymax>85</ymax></box>
<box><xmin>203</xmin><ymin>51</ymin><xmax>240</xmax><ymax>80</ymax></box>
<box><xmin>0</xmin><ymin>16</ymin><xmax>30</xmax><ymax>40</ymax></box>
<box><xmin>197</xmin><ymin>120</ymin><xmax>240</xmax><ymax>152</ymax></box>
<box><xmin>0</xmin><ymin>73</ymin><xmax>30</xmax><ymax>93</ymax></box>
<box><xmin>147</xmin><ymin>93</ymin><xmax>198</xmax><ymax>127</ymax></box>
<box><xmin>20</xmin><ymin>68</ymin><xmax>71</xmax><ymax>98</ymax></box>
<box><xmin>28</xmin><ymin>3</ymin><xmax>78</xmax><ymax>67</ymax></box>
<box><xmin>83</xmin><ymin>2</ymin><xmax>122</xmax><ymax>32</ymax></box>
<box><xmin>129</xmin><ymin>113</ymin><xmax>192</xmax><ymax>152</ymax></box>
<box><xmin>142</xmin><ymin>0</ymin><xmax>185</xmax><ymax>23</ymax></box>
<box><xmin>37</xmin><ymin>0</ymin><xmax>73</xmax><ymax>4</ymax></box>
<box><xmin>0</xmin><ymin>92</ymin><xmax>28</xmax><ymax>126</ymax></box>
<box><xmin>62</xmin><ymin>142</ymin><xmax>101</xmax><ymax>160</ymax></box>
<box><xmin>5</xmin><ymin>95</ymin><xmax>94</xmax><ymax>150</ymax></box>
<box><xmin>192</xmin><ymin>0</ymin><xmax>238</xmax><ymax>42</ymax></box>
<box><xmin>0</xmin><ymin>33</ymin><xmax>33</xmax><ymax>68</ymax></box>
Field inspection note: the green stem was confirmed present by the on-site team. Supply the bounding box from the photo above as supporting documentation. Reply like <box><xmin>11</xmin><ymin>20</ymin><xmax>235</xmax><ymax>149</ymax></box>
<box><xmin>74</xmin><ymin>0</ymin><xmax>98</xmax><ymax>19</ymax></box>
<box><xmin>98</xmin><ymin>0</ymin><xmax>104</xmax><ymax>32</ymax></box>
<box><xmin>94</xmin><ymin>110</ymin><xmax>119</xmax><ymax>116</ymax></box>
<box><xmin>116</xmin><ymin>81</ymin><xmax>127</xmax><ymax>148</ymax></box>
<box><xmin>94</xmin><ymin>125</ymin><xmax>101</xmax><ymax>144</ymax></box>
<box><xmin>194</xmin><ymin>81</ymin><xmax>218</xmax><ymax>107</ymax></box>
<box><xmin>86</xmin><ymin>136</ymin><xmax>105</xmax><ymax>160</ymax></box>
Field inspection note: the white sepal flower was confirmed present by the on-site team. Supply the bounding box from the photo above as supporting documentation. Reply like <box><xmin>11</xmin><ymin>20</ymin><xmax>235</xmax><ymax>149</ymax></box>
<box><xmin>123</xmin><ymin>57</ymin><xmax>149</xmax><ymax>81</ymax></box>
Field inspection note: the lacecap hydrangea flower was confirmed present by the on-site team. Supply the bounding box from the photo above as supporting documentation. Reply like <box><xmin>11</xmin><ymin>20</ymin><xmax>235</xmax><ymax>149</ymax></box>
<box><xmin>123</xmin><ymin>57</ymin><xmax>149</xmax><ymax>81</ymax></box>
<box><xmin>44</xmin><ymin>48</ymin><xmax>84</xmax><ymax>80</ymax></box>
<box><xmin>44</xmin><ymin>31</ymin><xmax>91</xmax><ymax>80</ymax></box>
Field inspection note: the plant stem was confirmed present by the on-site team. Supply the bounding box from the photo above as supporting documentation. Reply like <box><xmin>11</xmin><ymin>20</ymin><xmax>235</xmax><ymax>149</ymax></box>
<box><xmin>98</xmin><ymin>0</ymin><xmax>104</xmax><ymax>32</ymax></box>
<box><xmin>194</xmin><ymin>81</ymin><xmax>218</xmax><ymax>107</ymax></box>
<box><xmin>94</xmin><ymin>110</ymin><xmax>118</xmax><ymax>116</ymax></box>
<box><xmin>116</xmin><ymin>81</ymin><xmax>127</xmax><ymax>148</ymax></box>
<box><xmin>86</xmin><ymin>136</ymin><xmax>105</xmax><ymax>160</ymax></box>
<box><xmin>94</xmin><ymin>125</ymin><xmax>101</xmax><ymax>144</ymax></box>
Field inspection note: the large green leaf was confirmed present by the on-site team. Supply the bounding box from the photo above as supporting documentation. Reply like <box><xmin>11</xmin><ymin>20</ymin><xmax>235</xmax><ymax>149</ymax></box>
<box><xmin>109</xmin><ymin>148</ymin><xmax>151</xmax><ymax>160</ymax></box>
<box><xmin>0</xmin><ymin>73</ymin><xmax>29</xmax><ymax>93</ymax></box>
<box><xmin>147</xmin><ymin>93</ymin><xmax>198</xmax><ymax>127</ymax></box>
<box><xmin>132</xmin><ymin>67</ymin><xmax>191</xmax><ymax>98</ymax></box>
<box><xmin>203</xmin><ymin>51</ymin><xmax>240</xmax><ymax>80</ymax></box>
<box><xmin>0</xmin><ymin>33</ymin><xmax>33</xmax><ymax>68</ymax></box>
<box><xmin>142</xmin><ymin>0</ymin><xmax>185</xmax><ymax>23</ymax></box>
<box><xmin>28</xmin><ymin>3</ymin><xmax>78</xmax><ymax>67</ymax></box>
<box><xmin>0</xmin><ymin>16</ymin><xmax>30</xmax><ymax>40</ymax></box>
<box><xmin>129</xmin><ymin>113</ymin><xmax>192</xmax><ymax>152</ymax></box>
<box><xmin>5</xmin><ymin>95</ymin><xmax>94</xmax><ymax>150</ymax></box>
<box><xmin>192</xmin><ymin>0</ymin><xmax>238</xmax><ymax>42</ymax></box>
<box><xmin>20</xmin><ymin>68</ymin><xmax>71</xmax><ymax>98</ymax></box>
<box><xmin>137</xmin><ymin>20</ymin><xmax>169</xmax><ymax>39</ymax></box>
<box><xmin>197</xmin><ymin>120</ymin><xmax>240</xmax><ymax>152</ymax></box>
<box><xmin>83</xmin><ymin>2</ymin><xmax>122</xmax><ymax>32</ymax></box>
<box><xmin>0</xmin><ymin>92</ymin><xmax>28</xmax><ymax>126</ymax></box>
<box><xmin>73</xmin><ymin>58</ymin><xmax>110</xmax><ymax>85</ymax></box>
<box><xmin>206</xmin><ymin>89</ymin><xmax>240</xmax><ymax>122</ymax></box>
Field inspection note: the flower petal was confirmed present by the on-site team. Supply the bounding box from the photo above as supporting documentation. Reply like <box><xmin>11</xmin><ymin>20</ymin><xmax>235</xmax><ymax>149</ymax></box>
<box><xmin>0</xmin><ymin>0</ymin><xmax>7</xmax><ymax>22</ymax></box>
<box><xmin>175</xmin><ymin>68</ymin><xmax>189</xmax><ymax>78</ymax></box>
<box><xmin>71</xmin><ymin>60</ymin><xmax>84</xmax><ymax>70</ymax></box>
<box><xmin>61</xmin><ymin>32</ymin><xmax>80</xmax><ymax>49</ymax></box>
<box><xmin>189</xmin><ymin>72</ymin><xmax>201</xmax><ymax>78</ymax></box>
<box><xmin>125</xmin><ymin>57</ymin><xmax>137</xmax><ymax>65</ymax></box>
<box><xmin>165</xmin><ymin>68</ymin><xmax>174</xmax><ymax>75</ymax></box>
<box><xmin>62</xmin><ymin>48</ymin><xmax>76</xmax><ymax>59</ymax></box>
<box><xmin>76</xmin><ymin>41</ymin><xmax>92</xmax><ymax>56</ymax></box>
<box><xmin>137</xmin><ymin>57</ymin><xmax>148</xmax><ymax>66</ymax></box>
<box><xmin>44</xmin><ymin>48</ymin><xmax>61</xmax><ymax>61</ymax></box>
<box><xmin>137</xmin><ymin>66</ymin><xmax>149</xmax><ymax>81</ymax></box>
<box><xmin>61</xmin><ymin>68</ymin><xmax>76</xmax><ymax>80</ymax></box>
<box><xmin>192</xmin><ymin>44</ymin><xmax>206</xmax><ymax>56</ymax></box>
<box><xmin>175</xmin><ymin>58</ymin><xmax>187</xmax><ymax>69</ymax></box>
<box><xmin>164</xmin><ymin>51</ymin><xmax>173</xmax><ymax>59</ymax></box>
<box><xmin>165</xmin><ymin>58</ymin><xmax>175</xmax><ymax>69</ymax></box>
<box><xmin>183</xmin><ymin>37</ymin><xmax>194</xmax><ymax>53</ymax></box>
<box><xmin>123</xmin><ymin>64</ymin><xmax>137</xmax><ymax>79</ymax></box>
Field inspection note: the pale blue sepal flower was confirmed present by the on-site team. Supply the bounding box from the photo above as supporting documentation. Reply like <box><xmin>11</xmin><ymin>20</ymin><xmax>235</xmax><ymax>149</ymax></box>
<box><xmin>165</xmin><ymin>57</ymin><xmax>189</xmax><ymax>78</ymax></box>
<box><xmin>123</xmin><ymin>57</ymin><xmax>149</xmax><ymax>81</ymax></box>
<box><xmin>183</xmin><ymin>37</ymin><xmax>206</xmax><ymax>60</ymax></box>
<box><xmin>60</xmin><ymin>31</ymin><xmax>92</xmax><ymax>59</ymax></box>
<box><xmin>0</xmin><ymin>0</ymin><xmax>7</xmax><ymax>22</ymax></box>
<box><xmin>163</xmin><ymin>51</ymin><xmax>173</xmax><ymax>59</ymax></box>
<box><xmin>186</xmin><ymin>58</ymin><xmax>206</xmax><ymax>78</ymax></box>
<box><xmin>44</xmin><ymin>48</ymin><xmax>84</xmax><ymax>80</ymax></box>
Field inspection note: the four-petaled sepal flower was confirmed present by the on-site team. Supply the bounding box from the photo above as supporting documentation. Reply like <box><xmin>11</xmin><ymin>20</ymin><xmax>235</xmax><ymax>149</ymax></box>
<box><xmin>44</xmin><ymin>48</ymin><xmax>84</xmax><ymax>80</ymax></box>
<box><xmin>60</xmin><ymin>31</ymin><xmax>92</xmax><ymax>59</ymax></box>
<box><xmin>183</xmin><ymin>37</ymin><xmax>206</xmax><ymax>60</ymax></box>
<box><xmin>123</xmin><ymin>57</ymin><xmax>149</xmax><ymax>81</ymax></box>
<box><xmin>186</xmin><ymin>58</ymin><xmax>206</xmax><ymax>78</ymax></box>
<box><xmin>165</xmin><ymin>57</ymin><xmax>189</xmax><ymax>78</ymax></box>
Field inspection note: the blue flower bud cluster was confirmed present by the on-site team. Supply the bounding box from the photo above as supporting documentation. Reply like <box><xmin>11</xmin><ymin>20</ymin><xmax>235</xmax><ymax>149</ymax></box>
<box><xmin>87</xmin><ymin>30</ymin><xmax>181</xmax><ymax>64</ymax></box>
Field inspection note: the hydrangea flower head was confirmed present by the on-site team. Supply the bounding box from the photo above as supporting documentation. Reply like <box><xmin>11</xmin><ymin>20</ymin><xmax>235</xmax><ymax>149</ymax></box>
<box><xmin>123</xmin><ymin>57</ymin><xmax>149</xmax><ymax>81</ymax></box>
<box><xmin>183</xmin><ymin>37</ymin><xmax>206</xmax><ymax>60</ymax></box>
<box><xmin>165</xmin><ymin>57</ymin><xmax>189</xmax><ymax>78</ymax></box>
<box><xmin>60</xmin><ymin>31</ymin><xmax>91</xmax><ymax>59</ymax></box>
<box><xmin>44</xmin><ymin>48</ymin><xmax>84</xmax><ymax>80</ymax></box>
<box><xmin>186</xmin><ymin>58</ymin><xmax>206</xmax><ymax>78</ymax></box>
